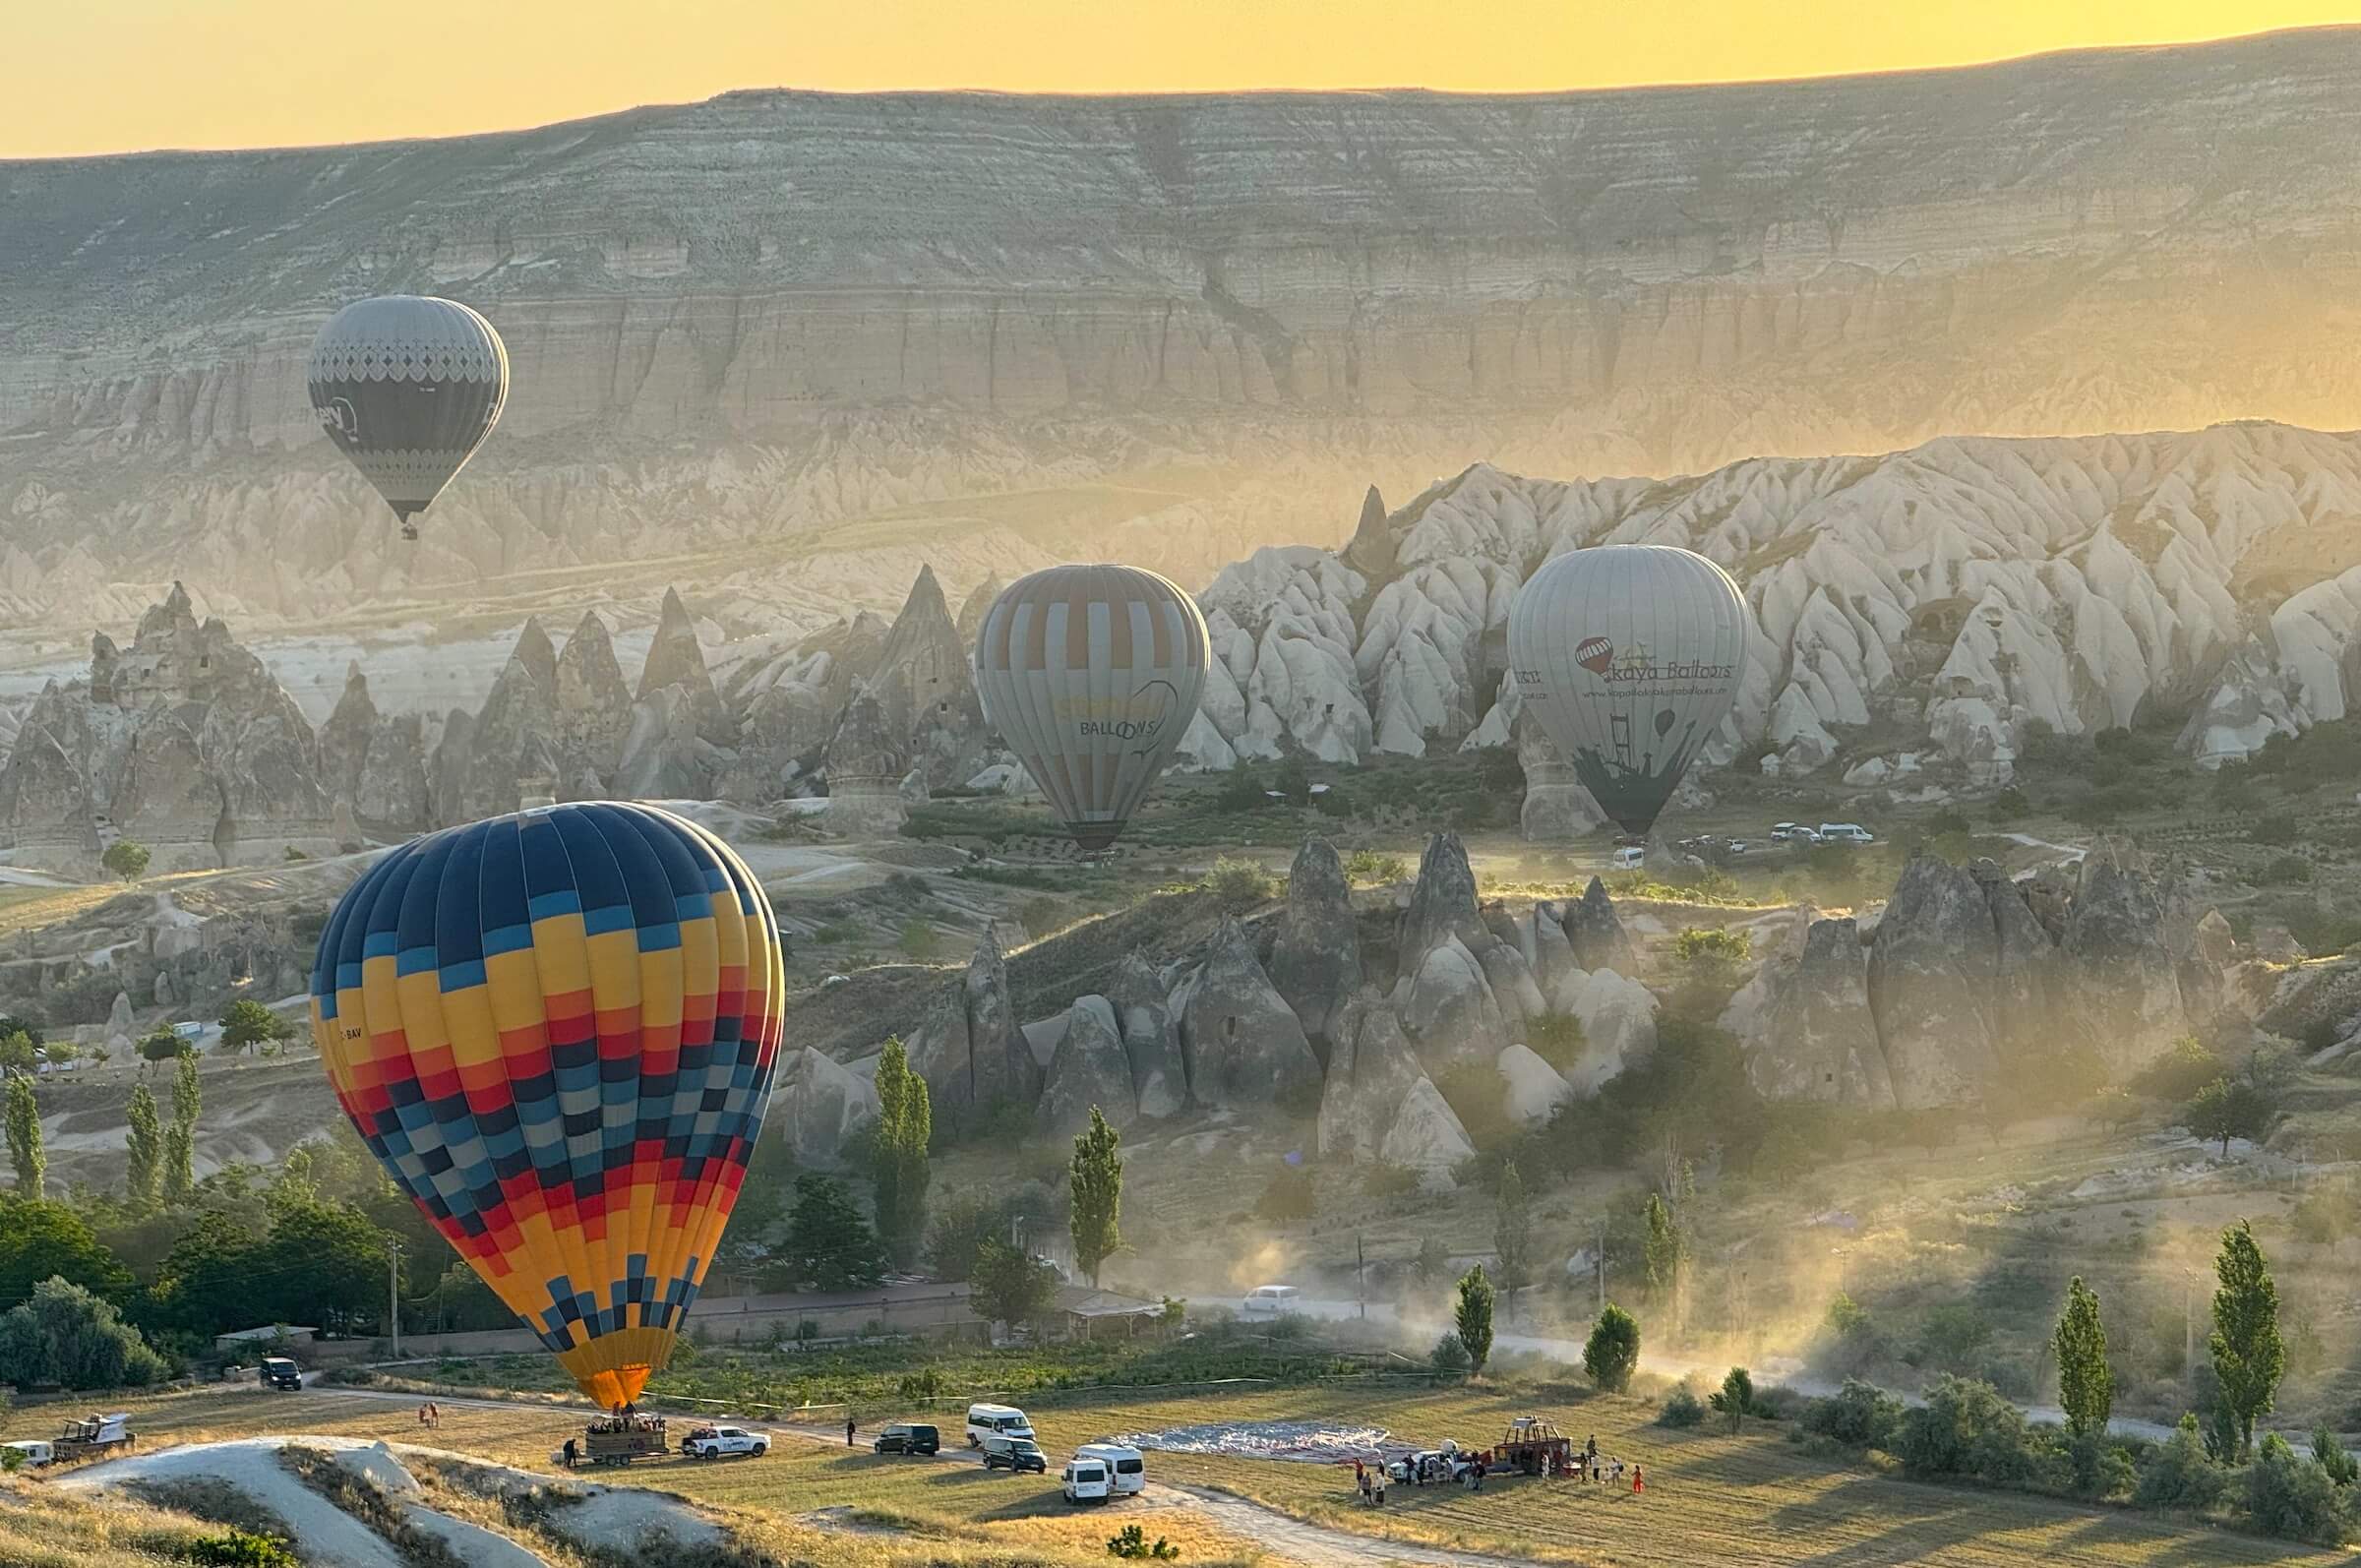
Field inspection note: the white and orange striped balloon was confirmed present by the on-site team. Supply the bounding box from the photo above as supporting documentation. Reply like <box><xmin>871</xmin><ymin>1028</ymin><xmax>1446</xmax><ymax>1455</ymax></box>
<box><xmin>972</xmin><ymin>565</ymin><xmax>1210</xmax><ymax>851</ymax></box>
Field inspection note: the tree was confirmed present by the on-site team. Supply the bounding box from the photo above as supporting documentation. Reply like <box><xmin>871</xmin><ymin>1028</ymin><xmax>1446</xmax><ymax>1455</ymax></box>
<box><xmin>1453</xmin><ymin>1264</ymin><xmax>1495</xmax><ymax>1378</ymax></box>
<box><xmin>219</xmin><ymin>999</ymin><xmax>292</xmax><ymax>1056</ymax></box>
<box><xmin>253</xmin><ymin>1196</ymin><xmax>390</xmax><ymax>1333</ymax></box>
<box><xmin>925</xmin><ymin>1194</ymin><xmax>1009</xmax><ymax>1282</ymax></box>
<box><xmin>1068</xmin><ymin>1106</ymin><xmax>1123</xmax><ymax>1288</ymax></box>
<box><xmin>774</xmin><ymin>1175</ymin><xmax>887</xmax><ymax>1292</ymax></box>
<box><xmin>2053</xmin><ymin>1275</ymin><xmax>2114</xmax><ymax>1438</ymax></box>
<box><xmin>137</xmin><ymin>1028</ymin><xmax>183</xmax><ymax>1067</ymax></box>
<box><xmin>1643</xmin><ymin>1189</ymin><xmax>1685</xmax><ymax>1315</ymax></box>
<box><xmin>2312</xmin><ymin>1423</ymin><xmax>2358</xmax><ymax>1487</ymax></box>
<box><xmin>0</xmin><ymin>1200</ymin><xmax>132</xmax><ymax>1305</ymax></box>
<box><xmin>2210</xmin><ymin>1219</ymin><xmax>2285</xmax><ymax>1458</ymax></box>
<box><xmin>101</xmin><ymin>839</ymin><xmax>151</xmax><ymax>881</ymax></box>
<box><xmin>0</xmin><ymin>1277</ymin><xmax>166</xmax><ymax>1390</ymax></box>
<box><xmin>5</xmin><ymin>1075</ymin><xmax>41</xmax><ymax>1196</ymax></box>
<box><xmin>970</xmin><ymin>1236</ymin><xmax>1058</xmax><ymax>1329</ymax></box>
<box><xmin>125</xmin><ymin>1083</ymin><xmax>163</xmax><ymax>1207</ymax></box>
<box><xmin>1493</xmin><ymin>1161</ymin><xmax>1533</xmax><ymax>1319</ymax></box>
<box><xmin>871</xmin><ymin>1038</ymin><xmax>931</xmax><ymax>1268</ymax></box>
<box><xmin>0</xmin><ymin>1031</ymin><xmax>34</xmax><ymax>1074</ymax></box>
<box><xmin>1584</xmin><ymin>1302</ymin><xmax>1641</xmax><ymax>1393</ymax></box>
<box><xmin>2187</xmin><ymin>1076</ymin><xmax>2271</xmax><ymax>1157</ymax></box>
<box><xmin>163</xmin><ymin>1053</ymin><xmax>200</xmax><ymax>1205</ymax></box>
<box><xmin>1711</xmin><ymin>1366</ymin><xmax>1755</xmax><ymax>1433</ymax></box>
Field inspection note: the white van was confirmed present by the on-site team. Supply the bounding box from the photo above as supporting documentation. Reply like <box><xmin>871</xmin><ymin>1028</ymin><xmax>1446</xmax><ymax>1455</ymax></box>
<box><xmin>2</xmin><ymin>1440</ymin><xmax>53</xmax><ymax>1469</ymax></box>
<box><xmin>1816</xmin><ymin>822</ymin><xmax>1875</xmax><ymax>845</ymax></box>
<box><xmin>966</xmin><ymin>1403</ymin><xmax>1035</xmax><ymax>1448</ymax></box>
<box><xmin>1061</xmin><ymin>1457</ymin><xmax>1113</xmax><ymax>1504</ymax></box>
<box><xmin>1076</xmin><ymin>1441</ymin><xmax>1145</xmax><ymax>1496</ymax></box>
<box><xmin>1241</xmin><ymin>1285</ymin><xmax>1300</xmax><ymax>1317</ymax></box>
<box><xmin>1610</xmin><ymin>845</ymin><xmax>1646</xmax><ymax>871</ymax></box>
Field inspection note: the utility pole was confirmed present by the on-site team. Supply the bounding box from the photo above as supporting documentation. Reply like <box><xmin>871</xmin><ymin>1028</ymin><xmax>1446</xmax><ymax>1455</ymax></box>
<box><xmin>2183</xmin><ymin>1268</ymin><xmax>2199</xmax><ymax>1399</ymax></box>
<box><xmin>1596</xmin><ymin>1221</ymin><xmax>1605</xmax><ymax>1319</ymax></box>
<box><xmin>387</xmin><ymin>1239</ymin><xmax>403</xmax><ymax>1358</ymax></box>
<box><xmin>1356</xmin><ymin>1233</ymin><xmax>1365</xmax><ymax>1320</ymax></box>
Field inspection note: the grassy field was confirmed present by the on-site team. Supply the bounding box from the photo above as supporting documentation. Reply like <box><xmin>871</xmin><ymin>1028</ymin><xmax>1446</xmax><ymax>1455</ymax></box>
<box><xmin>24</xmin><ymin>1376</ymin><xmax>2343</xmax><ymax>1567</ymax></box>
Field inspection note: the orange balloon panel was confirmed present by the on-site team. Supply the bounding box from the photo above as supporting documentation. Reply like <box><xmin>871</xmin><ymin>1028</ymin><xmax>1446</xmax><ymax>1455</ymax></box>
<box><xmin>310</xmin><ymin>802</ymin><xmax>784</xmax><ymax>1407</ymax></box>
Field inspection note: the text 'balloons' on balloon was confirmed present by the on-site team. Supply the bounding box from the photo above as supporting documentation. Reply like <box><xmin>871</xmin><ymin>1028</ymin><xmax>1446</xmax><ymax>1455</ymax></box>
<box><xmin>308</xmin><ymin>802</ymin><xmax>784</xmax><ymax>1409</ymax></box>
<box><xmin>308</xmin><ymin>295</ymin><xmax>510</xmax><ymax>540</ymax></box>
<box><xmin>1506</xmin><ymin>544</ymin><xmax>1750</xmax><ymax>838</ymax></box>
<box><xmin>972</xmin><ymin>564</ymin><xmax>1211</xmax><ymax>853</ymax></box>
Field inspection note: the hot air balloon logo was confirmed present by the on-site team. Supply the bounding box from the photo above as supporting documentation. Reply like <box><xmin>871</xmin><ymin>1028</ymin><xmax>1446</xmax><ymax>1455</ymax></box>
<box><xmin>1576</xmin><ymin>635</ymin><xmax>1615</xmax><ymax>674</ymax></box>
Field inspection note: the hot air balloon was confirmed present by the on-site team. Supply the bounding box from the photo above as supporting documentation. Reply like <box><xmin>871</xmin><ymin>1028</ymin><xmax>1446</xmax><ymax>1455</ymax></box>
<box><xmin>1505</xmin><ymin>544</ymin><xmax>1749</xmax><ymax>838</ymax></box>
<box><xmin>308</xmin><ymin>295</ymin><xmax>509</xmax><ymax>541</ymax></box>
<box><xmin>309</xmin><ymin>802</ymin><xmax>783</xmax><ymax>1409</ymax></box>
<box><xmin>973</xmin><ymin>565</ymin><xmax>1210</xmax><ymax>852</ymax></box>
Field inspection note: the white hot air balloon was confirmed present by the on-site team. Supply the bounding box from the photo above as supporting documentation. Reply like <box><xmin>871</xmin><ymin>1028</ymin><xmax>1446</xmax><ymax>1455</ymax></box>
<box><xmin>309</xmin><ymin>295</ymin><xmax>509</xmax><ymax>541</ymax></box>
<box><xmin>1506</xmin><ymin>545</ymin><xmax>1749</xmax><ymax>837</ymax></box>
<box><xmin>972</xmin><ymin>565</ymin><xmax>1210</xmax><ymax>852</ymax></box>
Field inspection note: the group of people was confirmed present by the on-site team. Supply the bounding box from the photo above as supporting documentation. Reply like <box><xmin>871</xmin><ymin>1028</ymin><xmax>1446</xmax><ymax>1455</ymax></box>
<box><xmin>1565</xmin><ymin>1433</ymin><xmax>1644</xmax><ymax>1492</ymax></box>
<box><xmin>1352</xmin><ymin>1434</ymin><xmax>1646</xmax><ymax>1503</ymax></box>
<box><xmin>414</xmin><ymin>1402</ymin><xmax>441</xmax><ymax>1429</ymax></box>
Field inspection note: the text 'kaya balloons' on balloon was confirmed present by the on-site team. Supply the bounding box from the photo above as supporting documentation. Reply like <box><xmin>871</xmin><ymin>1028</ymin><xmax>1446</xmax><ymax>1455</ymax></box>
<box><xmin>1506</xmin><ymin>545</ymin><xmax>1749</xmax><ymax>837</ymax></box>
<box><xmin>310</xmin><ymin>803</ymin><xmax>783</xmax><ymax>1409</ymax></box>
<box><xmin>308</xmin><ymin>295</ymin><xmax>510</xmax><ymax>540</ymax></box>
<box><xmin>973</xmin><ymin>565</ymin><xmax>1211</xmax><ymax>852</ymax></box>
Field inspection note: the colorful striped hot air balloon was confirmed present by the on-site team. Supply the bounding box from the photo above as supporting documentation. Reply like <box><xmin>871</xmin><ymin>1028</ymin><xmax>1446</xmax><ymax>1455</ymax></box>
<box><xmin>972</xmin><ymin>564</ymin><xmax>1210</xmax><ymax>852</ymax></box>
<box><xmin>309</xmin><ymin>802</ymin><xmax>783</xmax><ymax>1409</ymax></box>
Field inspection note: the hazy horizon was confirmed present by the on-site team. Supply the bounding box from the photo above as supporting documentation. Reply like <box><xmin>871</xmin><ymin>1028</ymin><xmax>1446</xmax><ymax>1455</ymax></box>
<box><xmin>9</xmin><ymin>3</ymin><xmax>2361</xmax><ymax>157</ymax></box>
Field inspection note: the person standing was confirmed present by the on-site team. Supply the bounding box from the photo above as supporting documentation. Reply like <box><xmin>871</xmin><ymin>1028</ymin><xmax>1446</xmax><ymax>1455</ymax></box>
<box><xmin>1633</xmin><ymin>1464</ymin><xmax>1645</xmax><ymax>1494</ymax></box>
<box><xmin>562</xmin><ymin>1436</ymin><xmax>577</xmax><ymax>1469</ymax></box>
<box><xmin>846</xmin><ymin>1417</ymin><xmax>857</xmax><ymax>1448</ymax></box>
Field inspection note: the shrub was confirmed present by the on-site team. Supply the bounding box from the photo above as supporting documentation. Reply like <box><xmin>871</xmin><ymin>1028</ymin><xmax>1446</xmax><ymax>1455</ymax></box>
<box><xmin>1711</xmin><ymin>1366</ymin><xmax>1758</xmax><ymax>1432</ymax></box>
<box><xmin>2134</xmin><ymin>1036</ymin><xmax>2222</xmax><ymax>1101</ymax></box>
<box><xmin>1429</xmin><ymin>1332</ymin><xmax>1473</xmax><ymax>1373</ymax></box>
<box><xmin>2250</xmin><ymin>814</ymin><xmax>2300</xmax><ymax>846</ymax></box>
<box><xmin>1583</xmin><ymin>1303</ymin><xmax>1641</xmax><ymax>1394</ymax></box>
<box><xmin>1988</xmin><ymin>786</ymin><xmax>2030</xmax><ymax>821</ymax></box>
<box><xmin>2264</xmin><ymin>854</ymin><xmax>2315</xmax><ymax>885</ymax></box>
<box><xmin>1253</xmin><ymin>1167</ymin><xmax>1316</xmax><ymax>1223</ymax></box>
<box><xmin>187</xmin><ymin>1531</ymin><xmax>302</xmax><ymax>1568</ymax></box>
<box><xmin>897</xmin><ymin>920</ymin><xmax>940</xmax><ymax>960</ymax></box>
<box><xmin>1107</xmin><ymin>1522</ymin><xmax>1181</xmax><ymax>1559</ymax></box>
<box><xmin>1658</xmin><ymin>1386</ymin><xmax>1707</xmax><ymax>1428</ymax></box>
<box><xmin>1204</xmin><ymin>856</ymin><xmax>1280</xmax><ymax>909</ymax></box>
<box><xmin>102</xmin><ymin>838</ymin><xmax>151</xmax><ymax>881</ymax></box>
<box><xmin>1526</xmin><ymin>1010</ymin><xmax>1587</xmax><ymax>1073</ymax></box>
<box><xmin>1896</xmin><ymin>1375</ymin><xmax>2035</xmax><ymax>1486</ymax></box>
<box><xmin>2313</xmin><ymin>1423</ymin><xmax>2358</xmax><ymax>1486</ymax></box>
<box><xmin>2244</xmin><ymin>1432</ymin><xmax>2346</xmax><ymax>1544</ymax></box>
<box><xmin>2133</xmin><ymin>1414</ymin><xmax>2227</xmax><ymax>1513</ymax></box>
<box><xmin>1802</xmin><ymin>1379</ymin><xmax>1905</xmax><ymax>1450</ymax></box>
<box><xmin>1363</xmin><ymin>1163</ymin><xmax>1422</xmax><ymax>1199</ymax></box>
<box><xmin>1343</xmin><ymin>849</ymin><xmax>1408</xmax><ymax>886</ymax></box>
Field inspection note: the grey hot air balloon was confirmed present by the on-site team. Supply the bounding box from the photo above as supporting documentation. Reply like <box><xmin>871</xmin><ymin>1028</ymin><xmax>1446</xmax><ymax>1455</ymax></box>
<box><xmin>973</xmin><ymin>565</ymin><xmax>1211</xmax><ymax>852</ymax></box>
<box><xmin>308</xmin><ymin>295</ymin><xmax>509</xmax><ymax>541</ymax></box>
<box><xmin>1506</xmin><ymin>544</ymin><xmax>1749</xmax><ymax>838</ymax></box>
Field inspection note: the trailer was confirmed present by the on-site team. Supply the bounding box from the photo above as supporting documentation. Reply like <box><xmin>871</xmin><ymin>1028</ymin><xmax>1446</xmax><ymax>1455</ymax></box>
<box><xmin>582</xmin><ymin>1415</ymin><xmax>669</xmax><ymax>1466</ymax></box>
<box><xmin>55</xmin><ymin>1413</ymin><xmax>136</xmax><ymax>1461</ymax></box>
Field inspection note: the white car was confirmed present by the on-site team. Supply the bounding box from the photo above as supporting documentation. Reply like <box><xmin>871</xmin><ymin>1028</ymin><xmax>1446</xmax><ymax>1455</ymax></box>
<box><xmin>1061</xmin><ymin>1458</ymin><xmax>1113</xmax><ymax>1504</ymax></box>
<box><xmin>1769</xmin><ymin>822</ymin><xmax>1819</xmax><ymax>844</ymax></box>
<box><xmin>1241</xmin><ymin>1285</ymin><xmax>1300</xmax><ymax>1317</ymax></box>
<box><xmin>679</xmin><ymin>1425</ymin><xmax>769</xmax><ymax>1460</ymax></box>
<box><xmin>1816</xmin><ymin>822</ymin><xmax>1875</xmax><ymax>845</ymax></box>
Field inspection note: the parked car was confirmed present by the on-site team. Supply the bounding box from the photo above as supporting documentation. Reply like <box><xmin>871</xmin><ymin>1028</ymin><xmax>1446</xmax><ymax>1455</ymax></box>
<box><xmin>1075</xmin><ymin>1442</ymin><xmax>1145</xmax><ymax>1496</ymax></box>
<box><xmin>1241</xmin><ymin>1285</ymin><xmax>1300</xmax><ymax>1317</ymax></box>
<box><xmin>966</xmin><ymin>1403</ymin><xmax>1035</xmax><ymax>1447</ymax></box>
<box><xmin>2</xmin><ymin>1440</ymin><xmax>54</xmax><ymax>1469</ymax></box>
<box><xmin>680</xmin><ymin>1424</ymin><xmax>770</xmax><ymax>1460</ymax></box>
<box><xmin>1610</xmin><ymin>844</ymin><xmax>1647</xmax><ymax>871</ymax></box>
<box><xmin>1769</xmin><ymin>822</ymin><xmax>1819</xmax><ymax>844</ymax></box>
<box><xmin>1061</xmin><ymin>1457</ymin><xmax>1113</xmax><ymax>1503</ymax></box>
<box><xmin>982</xmin><ymin>1435</ymin><xmax>1049</xmax><ymax>1474</ymax></box>
<box><xmin>258</xmin><ymin>1357</ymin><xmax>301</xmax><ymax>1391</ymax></box>
<box><xmin>1817</xmin><ymin>822</ymin><xmax>1875</xmax><ymax>845</ymax></box>
<box><xmin>873</xmin><ymin>1422</ymin><xmax>941</xmax><ymax>1456</ymax></box>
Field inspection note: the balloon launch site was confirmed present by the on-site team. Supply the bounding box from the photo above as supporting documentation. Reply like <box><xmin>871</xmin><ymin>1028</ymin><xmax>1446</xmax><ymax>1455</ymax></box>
<box><xmin>12</xmin><ymin>14</ymin><xmax>2361</xmax><ymax>1568</ymax></box>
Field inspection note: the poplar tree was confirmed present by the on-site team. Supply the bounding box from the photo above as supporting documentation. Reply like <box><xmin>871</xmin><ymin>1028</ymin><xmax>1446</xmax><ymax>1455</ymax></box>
<box><xmin>1068</xmin><ymin>1107</ymin><xmax>1123</xmax><ymax>1288</ymax></box>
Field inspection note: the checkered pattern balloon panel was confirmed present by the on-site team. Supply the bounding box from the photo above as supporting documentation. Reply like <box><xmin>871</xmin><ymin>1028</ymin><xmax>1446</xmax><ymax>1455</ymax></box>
<box><xmin>309</xmin><ymin>802</ymin><xmax>785</xmax><ymax>1409</ymax></box>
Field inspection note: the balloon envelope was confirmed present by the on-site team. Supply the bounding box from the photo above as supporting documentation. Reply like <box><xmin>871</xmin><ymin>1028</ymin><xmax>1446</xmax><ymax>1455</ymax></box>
<box><xmin>309</xmin><ymin>802</ymin><xmax>783</xmax><ymax>1408</ymax></box>
<box><xmin>1506</xmin><ymin>545</ymin><xmax>1749</xmax><ymax>836</ymax></box>
<box><xmin>973</xmin><ymin>564</ymin><xmax>1210</xmax><ymax>851</ymax></box>
<box><xmin>308</xmin><ymin>295</ymin><xmax>509</xmax><ymax>532</ymax></box>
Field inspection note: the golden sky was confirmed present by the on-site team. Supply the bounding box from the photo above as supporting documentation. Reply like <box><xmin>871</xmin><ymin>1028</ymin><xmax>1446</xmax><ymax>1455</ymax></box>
<box><xmin>8</xmin><ymin>2</ymin><xmax>2359</xmax><ymax>158</ymax></box>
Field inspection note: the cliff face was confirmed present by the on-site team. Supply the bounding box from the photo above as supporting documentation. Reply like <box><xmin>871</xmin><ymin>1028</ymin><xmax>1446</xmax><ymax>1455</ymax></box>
<box><xmin>8</xmin><ymin>30</ymin><xmax>2361</xmax><ymax>629</ymax></box>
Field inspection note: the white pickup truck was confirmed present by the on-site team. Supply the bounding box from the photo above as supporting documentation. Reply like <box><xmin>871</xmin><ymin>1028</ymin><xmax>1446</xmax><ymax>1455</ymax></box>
<box><xmin>679</xmin><ymin>1424</ymin><xmax>770</xmax><ymax>1460</ymax></box>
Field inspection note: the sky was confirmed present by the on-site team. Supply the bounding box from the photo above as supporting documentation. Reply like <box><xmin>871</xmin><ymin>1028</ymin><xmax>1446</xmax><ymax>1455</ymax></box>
<box><xmin>7</xmin><ymin>2</ymin><xmax>2359</xmax><ymax>158</ymax></box>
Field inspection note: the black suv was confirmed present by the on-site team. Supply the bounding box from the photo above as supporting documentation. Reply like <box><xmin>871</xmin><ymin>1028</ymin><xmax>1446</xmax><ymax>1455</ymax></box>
<box><xmin>982</xmin><ymin>1436</ymin><xmax>1048</xmax><ymax>1474</ymax></box>
<box><xmin>873</xmin><ymin>1422</ymin><xmax>940</xmax><ymax>1456</ymax></box>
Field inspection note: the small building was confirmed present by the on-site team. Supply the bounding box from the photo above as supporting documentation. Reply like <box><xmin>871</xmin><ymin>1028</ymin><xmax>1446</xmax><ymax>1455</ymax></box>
<box><xmin>213</xmin><ymin>1324</ymin><xmax>319</xmax><ymax>1351</ymax></box>
<box><xmin>1052</xmin><ymin>1287</ymin><xmax>1167</xmax><ymax>1343</ymax></box>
